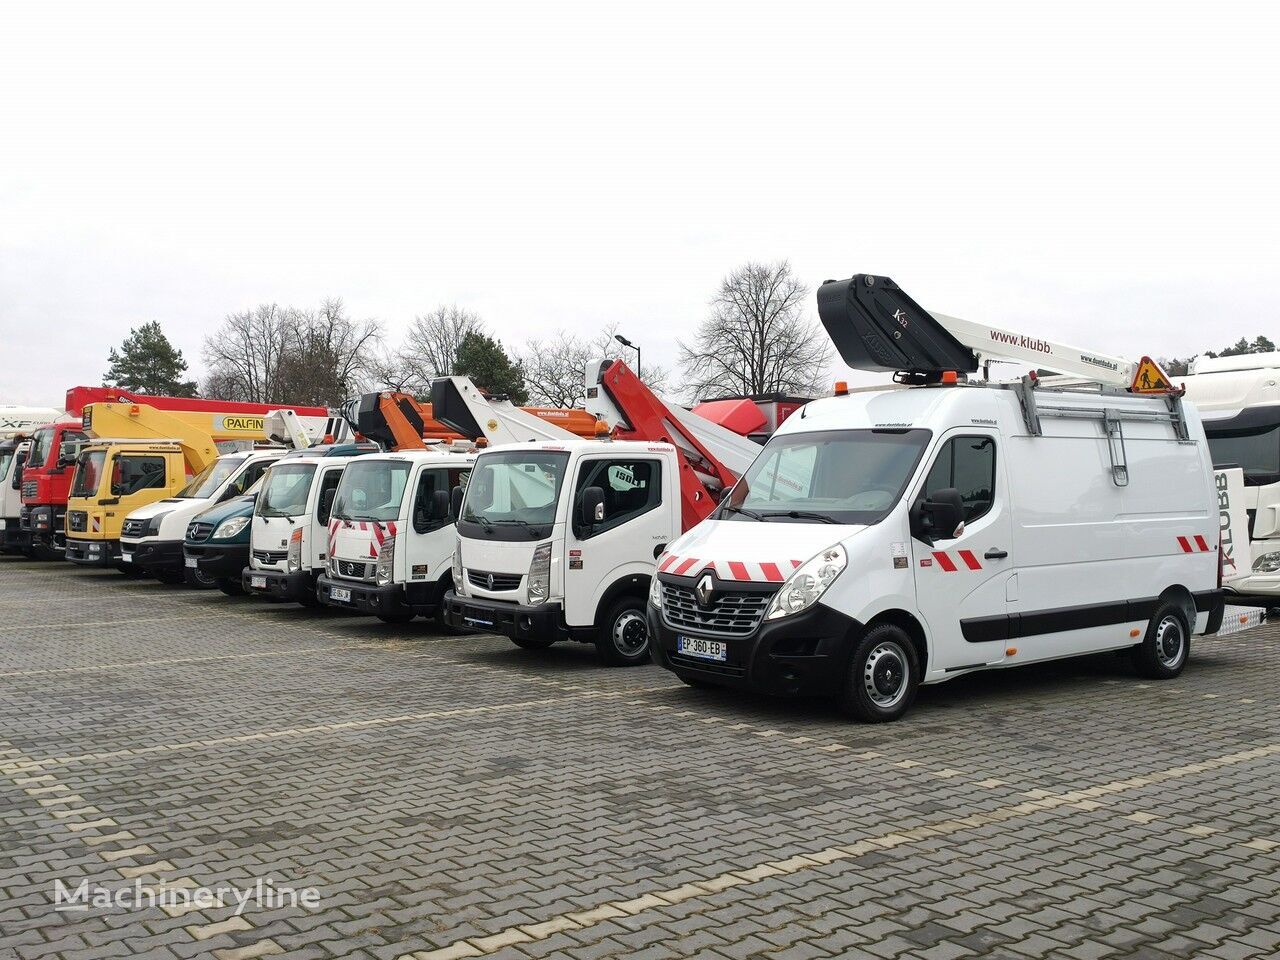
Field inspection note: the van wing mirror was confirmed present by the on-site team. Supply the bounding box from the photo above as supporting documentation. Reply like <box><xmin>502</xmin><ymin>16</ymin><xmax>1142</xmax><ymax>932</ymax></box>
<box><xmin>580</xmin><ymin>486</ymin><xmax>605</xmax><ymax>527</ymax></box>
<box><xmin>430</xmin><ymin>489</ymin><xmax>450</xmax><ymax>522</ymax></box>
<box><xmin>320</xmin><ymin>487</ymin><xmax>336</xmax><ymax>517</ymax></box>
<box><xmin>910</xmin><ymin>487</ymin><xmax>966</xmax><ymax>544</ymax></box>
<box><xmin>449</xmin><ymin>485</ymin><xmax>464</xmax><ymax>520</ymax></box>
<box><xmin>11</xmin><ymin>452</ymin><xmax>26</xmax><ymax>489</ymax></box>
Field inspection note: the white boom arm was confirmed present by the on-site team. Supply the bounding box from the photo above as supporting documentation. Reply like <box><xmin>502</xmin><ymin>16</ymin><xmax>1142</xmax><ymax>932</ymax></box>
<box><xmin>933</xmin><ymin>312</ymin><xmax>1136</xmax><ymax>387</ymax></box>
<box><xmin>264</xmin><ymin>409</ymin><xmax>313</xmax><ymax>449</ymax></box>
<box><xmin>436</xmin><ymin>377</ymin><xmax>584</xmax><ymax>445</ymax></box>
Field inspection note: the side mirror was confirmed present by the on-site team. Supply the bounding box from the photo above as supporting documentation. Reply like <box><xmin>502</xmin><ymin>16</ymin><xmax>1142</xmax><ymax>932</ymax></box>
<box><xmin>450</xmin><ymin>485</ymin><xmax>464</xmax><ymax>520</ymax></box>
<box><xmin>58</xmin><ymin>451</ymin><xmax>75</xmax><ymax>469</ymax></box>
<box><xmin>10</xmin><ymin>452</ymin><xmax>26</xmax><ymax>490</ymax></box>
<box><xmin>580</xmin><ymin>486</ymin><xmax>605</xmax><ymax>528</ymax></box>
<box><xmin>320</xmin><ymin>487</ymin><xmax>336</xmax><ymax>518</ymax></box>
<box><xmin>911</xmin><ymin>487</ymin><xmax>965</xmax><ymax>544</ymax></box>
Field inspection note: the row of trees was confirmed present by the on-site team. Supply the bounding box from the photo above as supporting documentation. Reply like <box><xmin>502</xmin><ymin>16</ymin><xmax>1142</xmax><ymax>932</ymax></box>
<box><xmin>103</xmin><ymin>261</ymin><xmax>833</xmax><ymax>406</ymax></box>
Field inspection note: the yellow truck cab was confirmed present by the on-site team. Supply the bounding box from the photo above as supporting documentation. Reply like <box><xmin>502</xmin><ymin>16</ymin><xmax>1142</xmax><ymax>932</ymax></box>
<box><xmin>63</xmin><ymin>399</ymin><xmax>277</xmax><ymax>571</ymax></box>
<box><xmin>64</xmin><ymin>440</ymin><xmax>188</xmax><ymax>568</ymax></box>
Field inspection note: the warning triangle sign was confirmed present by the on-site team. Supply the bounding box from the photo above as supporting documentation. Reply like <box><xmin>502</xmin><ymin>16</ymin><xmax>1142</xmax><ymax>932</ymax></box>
<box><xmin>1130</xmin><ymin>356</ymin><xmax>1173</xmax><ymax>394</ymax></box>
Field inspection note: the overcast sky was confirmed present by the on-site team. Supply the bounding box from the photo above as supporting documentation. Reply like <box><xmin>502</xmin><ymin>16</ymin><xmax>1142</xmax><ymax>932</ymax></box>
<box><xmin>2</xmin><ymin>2</ymin><xmax>1277</xmax><ymax>407</ymax></box>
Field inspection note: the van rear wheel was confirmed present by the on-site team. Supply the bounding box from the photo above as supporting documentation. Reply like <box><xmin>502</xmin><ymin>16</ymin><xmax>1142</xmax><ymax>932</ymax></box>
<box><xmin>595</xmin><ymin>597</ymin><xmax>651</xmax><ymax>666</ymax></box>
<box><xmin>1132</xmin><ymin>602</ymin><xmax>1189</xmax><ymax>679</ymax></box>
<box><xmin>839</xmin><ymin>624</ymin><xmax>919</xmax><ymax>723</ymax></box>
<box><xmin>184</xmin><ymin>567</ymin><xmax>217</xmax><ymax>590</ymax></box>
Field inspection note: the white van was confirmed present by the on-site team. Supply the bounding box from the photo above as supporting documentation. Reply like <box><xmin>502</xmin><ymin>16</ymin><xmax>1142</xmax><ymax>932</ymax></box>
<box><xmin>649</xmin><ymin>379</ymin><xmax>1223</xmax><ymax>721</ymax></box>
<box><xmin>315</xmin><ymin>448</ymin><xmax>475</xmax><ymax>623</ymax></box>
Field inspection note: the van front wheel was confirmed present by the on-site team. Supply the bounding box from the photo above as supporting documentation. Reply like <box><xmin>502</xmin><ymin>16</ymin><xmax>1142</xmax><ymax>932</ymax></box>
<box><xmin>595</xmin><ymin>597</ymin><xmax>651</xmax><ymax>666</ymax></box>
<box><xmin>1132</xmin><ymin>602</ymin><xmax>1189</xmax><ymax>679</ymax></box>
<box><xmin>840</xmin><ymin>624</ymin><xmax>919</xmax><ymax>723</ymax></box>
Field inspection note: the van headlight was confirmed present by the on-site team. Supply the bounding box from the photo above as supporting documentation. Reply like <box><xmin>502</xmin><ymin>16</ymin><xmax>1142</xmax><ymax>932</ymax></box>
<box><xmin>766</xmin><ymin>544</ymin><xmax>847</xmax><ymax>620</ymax></box>
<box><xmin>327</xmin><ymin>555</ymin><xmax>339</xmax><ymax>577</ymax></box>
<box><xmin>212</xmin><ymin>516</ymin><xmax>249</xmax><ymax>540</ymax></box>
<box><xmin>452</xmin><ymin>540</ymin><xmax>466</xmax><ymax>595</ymax></box>
<box><xmin>527</xmin><ymin>542</ymin><xmax>551</xmax><ymax>605</ymax></box>
<box><xmin>287</xmin><ymin>528</ymin><xmax>303</xmax><ymax>572</ymax></box>
<box><xmin>376</xmin><ymin>535</ymin><xmax>396</xmax><ymax>585</ymax></box>
<box><xmin>1253</xmin><ymin>552</ymin><xmax>1280</xmax><ymax>573</ymax></box>
<box><xmin>649</xmin><ymin>575</ymin><xmax>662</xmax><ymax>608</ymax></box>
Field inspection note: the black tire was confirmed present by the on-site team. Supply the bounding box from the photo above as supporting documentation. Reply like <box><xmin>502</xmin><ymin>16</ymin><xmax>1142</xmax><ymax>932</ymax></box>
<box><xmin>184</xmin><ymin>567</ymin><xmax>218</xmax><ymax>590</ymax></box>
<box><xmin>116</xmin><ymin>563</ymin><xmax>146</xmax><ymax>579</ymax></box>
<box><xmin>839</xmin><ymin>624</ymin><xmax>920</xmax><ymax>723</ymax></box>
<box><xmin>511</xmin><ymin>636</ymin><xmax>555</xmax><ymax>650</ymax></box>
<box><xmin>297</xmin><ymin>578</ymin><xmax>321</xmax><ymax>608</ymax></box>
<box><xmin>1131</xmin><ymin>601</ymin><xmax>1190</xmax><ymax>679</ymax></box>
<box><xmin>594</xmin><ymin>596</ymin><xmax>651</xmax><ymax>666</ymax></box>
<box><xmin>155</xmin><ymin>568</ymin><xmax>185</xmax><ymax>585</ymax></box>
<box><xmin>32</xmin><ymin>544</ymin><xmax>60</xmax><ymax>562</ymax></box>
<box><xmin>217</xmin><ymin>578</ymin><xmax>245</xmax><ymax>597</ymax></box>
<box><xmin>377</xmin><ymin>611</ymin><xmax>415</xmax><ymax>624</ymax></box>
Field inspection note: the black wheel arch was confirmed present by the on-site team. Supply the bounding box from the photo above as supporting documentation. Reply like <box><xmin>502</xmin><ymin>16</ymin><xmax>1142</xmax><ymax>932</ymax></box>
<box><xmin>594</xmin><ymin>573</ymin><xmax>651</xmax><ymax>627</ymax></box>
<box><xmin>860</xmin><ymin>609</ymin><xmax>929</xmax><ymax>675</ymax></box>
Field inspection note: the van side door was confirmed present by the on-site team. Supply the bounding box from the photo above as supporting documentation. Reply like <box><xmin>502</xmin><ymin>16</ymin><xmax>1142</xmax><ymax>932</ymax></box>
<box><xmin>563</xmin><ymin>455</ymin><xmax>667</xmax><ymax>626</ymax></box>
<box><xmin>910</xmin><ymin>432</ymin><xmax>1014</xmax><ymax>673</ymax></box>
<box><xmin>405</xmin><ymin>465</ymin><xmax>469</xmax><ymax>591</ymax></box>
<box><xmin>312</xmin><ymin>464</ymin><xmax>345</xmax><ymax>569</ymax></box>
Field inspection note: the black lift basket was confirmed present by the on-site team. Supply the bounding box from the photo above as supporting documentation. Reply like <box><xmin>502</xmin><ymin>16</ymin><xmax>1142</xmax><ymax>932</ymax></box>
<box><xmin>816</xmin><ymin>274</ymin><xmax>980</xmax><ymax>382</ymax></box>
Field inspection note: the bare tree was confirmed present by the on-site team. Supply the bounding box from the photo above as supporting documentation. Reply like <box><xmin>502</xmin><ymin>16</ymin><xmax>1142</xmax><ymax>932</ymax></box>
<box><xmin>389</xmin><ymin>305</ymin><xmax>487</xmax><ymax>393</ymax></box>
<box><xmin>520</xmin><ymin>322</ymin><xmax>670</xmax><ymax>407</ymax></box>
<box><xmin>678</xmin><ymin>261</ymin><xmax>830</xmax><ymax>402</ymax></box>
<box><xmin>202</xmin><ymin>298</ymin><xmax>382</xmax><ymax>406</ymax></box>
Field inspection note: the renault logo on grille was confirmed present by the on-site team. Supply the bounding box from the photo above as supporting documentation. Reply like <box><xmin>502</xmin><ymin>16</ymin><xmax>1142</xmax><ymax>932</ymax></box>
<box><xmin>695</xmin><ymin>574</ymin><xmax>714</xmax><ymax>607</ymax></box>
<box><xmin>487</xmin><ymin>572</ymin><xmax>495</xmax><ymax>590</ymax></box>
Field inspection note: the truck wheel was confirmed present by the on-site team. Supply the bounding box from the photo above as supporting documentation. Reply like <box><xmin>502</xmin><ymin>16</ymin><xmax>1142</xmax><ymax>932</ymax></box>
<box><xmin>595</xmin><ymin>597</ymin><xmax>651</xmax><ymax>666</ymax></box>
<box><xmin>156</xmin><ymin>569</ymin><xmax>185</xmax><ymax>585</ymax></box>
<box><xmin>33</xmin><ymin>544</ymin><xmax>60</xmax><ymax>562</ymax></box>
<box><xmin>184</xmin><ymin>567</ymin><xmax>217</xmax><ymax>590</ymax></box>
<box><xmin>1132</xmin><ymin>602</ymin><xmax>1190</xmax><ymax>679</ymax></box>
<box><xmin>116</xmin><ymin>563</ymin><xmax>145</xmax><ymax>579</ymax></box>
<box><xmin>297</xmin><ymin>579</ymin><xmax>321</xmax><ymax>608</ymax></box>
<box><xmin>217</xmin><ymin>578</ymin><xmax>245</xmax><ymax>597</ymax></box>
<box><xmin>511</xmin><ymin>636</ymin><xmax>555</xmax><ymax>650</ymax></box>
<box><xmin>839</xmin><ymin>624</ymin><xmax>919</xmax><ymax>723</ymax></box>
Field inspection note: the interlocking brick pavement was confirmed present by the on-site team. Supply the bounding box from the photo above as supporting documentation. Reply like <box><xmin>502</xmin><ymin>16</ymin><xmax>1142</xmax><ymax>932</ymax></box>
<box><xmin>0</xmin><ymin>556</ymin><xmax>1278</xmax><ymax>960</ymax></box>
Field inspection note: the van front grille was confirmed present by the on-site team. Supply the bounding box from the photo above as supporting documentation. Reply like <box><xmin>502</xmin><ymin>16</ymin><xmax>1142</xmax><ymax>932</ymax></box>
<box><xmin>187</xmin><ymin>522</ymin><xmax>215</xmax><ymax>542</ymax></box>
<box><xmin>661</xmin><ymin>583</ymin><xmax>772</xmax><ymax>637</ymax></box>
<box><xmin>467</xmin><ymin>570</ymin><xmax>522</xmax><ymax>592</ymax></box>
<box><xmin>121</xmin><ymin>518</ymin><xmax>146</xmax><ymax>538</ymax></box>
<box><xmin>67</xmin><ymin>511</ymin><xmax>88</xmax><ymax>533</ymax></box>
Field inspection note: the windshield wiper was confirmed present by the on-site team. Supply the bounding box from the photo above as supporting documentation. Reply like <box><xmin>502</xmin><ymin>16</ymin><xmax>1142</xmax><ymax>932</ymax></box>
<box><xmin>487</xmin><ymin>518</ymin><xmax>543</xmax><ymax>537</ymax></box>
<box><xmin>721</xmin><ymin>504</ymin><xmax>764</xmax><ymax>521</ymax></box>
<box><xmin>759</xmin><ymin>510</ymin><xmax>838</xmax><ymax>524</ymax></box>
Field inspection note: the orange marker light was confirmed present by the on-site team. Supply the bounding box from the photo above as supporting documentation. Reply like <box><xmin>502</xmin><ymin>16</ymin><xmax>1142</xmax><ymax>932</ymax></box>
<box><xmin>1130</xmin><ymin>629</ymin><xmax>1141</xmax><ymax>638</ymax></box>
<box><xmin>941</xmin><ymin>371</ymin><xmax>958</xmax><ymax>384</ymax></box>
<box><xmin>594</xmin><ymin>420</ymin><xmax>611</xmax><ymax>437</ymax></box>
<box><xmin>834</xmin><ymin>381</ymin><xmax>849</xmax><ymax>396</ymax></box>
<box><xmin>1005</xmin><ymin>647</ymin><xmax>1017</xmax><ymax>656</ymax></box>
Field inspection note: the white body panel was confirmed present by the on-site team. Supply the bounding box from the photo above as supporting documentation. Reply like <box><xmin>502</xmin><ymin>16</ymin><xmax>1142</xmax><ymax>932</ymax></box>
<box><xmin>0</xmin><ymin>406</ymin><xmax>63</xmax><ymax>438</ymax></box>
<box><xmin>0</xmin><ymin>439</ymin><xmax>31</xmax><ymax>528</ymax></box>
<box><xmin>660</xmin><ymin>383</ymin><xmax>1218</xmax><ymax>683</ymax></box>
<box><xmin>249</xmin><ymin>457</ymin><xmax>352</xmax><ymax>574</ymax></box>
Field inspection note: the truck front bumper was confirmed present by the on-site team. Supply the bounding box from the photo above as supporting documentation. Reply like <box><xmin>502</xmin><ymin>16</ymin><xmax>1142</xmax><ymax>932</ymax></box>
<box><xmin>244</xmin><ymin>567</ymin><xmax>313</xmax><ymax>603</ymax></box>
<box><xmin>0</xmin><ymin>520</ymin><xmax>29</xmax><ymax>553</ymax></box>
<box><xmin>65</xmin><ymin>537</ymin><xmax>121</xmax><ymax>567</ymax></box>
<box><xmin>120</xmin><ymin>538</ymin><xmax>183</xmax><ymax>573</ymax></box>
<box><xmin>316</xmin><ymin>574</ymin><xmax>414</xmax><ymax>618</ymax></box>
<box><xmin>649</xmin><ymin>601</ymin><xmax>860</xmax><ymax>698</ymax></box>
<box><xmin>442</xmin><ymin>591</ymin><xmax>565</xmax><ymax>639</ymax></box>
<box><xmin>184</xmin><ymin>543</ymin><xmax>248</xmax><ymax>580</ymax></box>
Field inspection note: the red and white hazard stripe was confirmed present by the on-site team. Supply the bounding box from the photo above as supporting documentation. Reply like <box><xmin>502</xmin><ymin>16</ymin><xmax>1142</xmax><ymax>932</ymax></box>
<box><xmin>1177</xmin><ymin>535</ymin><xmax>1214</xmax><ymax>554</ymax></box>
<box><xmin>367</xmin><ymin>521</ymin><xmax>398</xmax><ymax>559</ymax></box>
<box><xmin>656</xmin><ymin>553</ymin><xmax>803</xmax><ymax>583</ymax></box>
<box><xmin>930</xmin><ymin>549</ymin><xmax>982</xmax><ymax>572</ymax></box>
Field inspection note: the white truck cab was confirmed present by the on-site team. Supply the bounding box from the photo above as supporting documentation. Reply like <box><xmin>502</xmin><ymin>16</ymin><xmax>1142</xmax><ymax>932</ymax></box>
<box><xmin>443</xmin><ymin>439</ymin><xmax>683</xmax><ymax>664</ymax></box>
<box><xmin>241</xmin><ymin>443</ymin><xmax>377</xmax><ymax>604</ymax></box>
<box><xmin>316</xmin><ymin>447</ymin><xmax>475</xmax><ymax>623</ymax></box>
<box><xmin>119</xmin><ymin>449</ymin><xmax>283</xmax><ymax>584</ymax></box>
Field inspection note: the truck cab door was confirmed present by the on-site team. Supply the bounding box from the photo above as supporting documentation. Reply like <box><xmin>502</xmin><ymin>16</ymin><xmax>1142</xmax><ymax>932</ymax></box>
<box><xmin>406</xmin><ymin>465</ymin><xmax>469</xmax><ymax>589</ymax></box>
<box><xmin>312</xmin><ymin>465</ymin><xmax>345</xmax><ymax>569</ymax></box>
<box><xmin>563</xmin><ymin>455</ymin><xmax>669</xmax><ymax>626</ymax></box>
<box><xmin>910</xmin><ymin>432</ymin><xmax>1013</xmax><ymax>674</ymax></box>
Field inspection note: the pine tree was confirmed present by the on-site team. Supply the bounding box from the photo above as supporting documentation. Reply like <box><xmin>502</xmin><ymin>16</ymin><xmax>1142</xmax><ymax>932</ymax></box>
<box><xmin>104</xmin><ymin>322</ymin><xmax>198</xmax><ymax>396</ymax></box>
<box><xmin>453</xmin><ymin>332</ymin><xmax>528</xmax><ymax>404</ymax></box>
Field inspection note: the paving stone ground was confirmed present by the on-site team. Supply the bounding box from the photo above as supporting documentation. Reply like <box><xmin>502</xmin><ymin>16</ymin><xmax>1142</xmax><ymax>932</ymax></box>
<box><xmin>1</xmin><ymin>556</ymin><xmax>1278</xmax><ymax>960</ymax></box>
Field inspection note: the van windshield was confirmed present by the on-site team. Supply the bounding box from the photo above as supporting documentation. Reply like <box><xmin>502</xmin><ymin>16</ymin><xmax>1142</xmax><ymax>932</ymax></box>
<box><xmin>461</xmin><ymin>451</ymin><xmax>569</xmax><ymax>527</ymax></box>
<box><xmin>178</xmin><ymin>458</ymin><xmax>243</xmax><ymax>499</ymax></box>
<box><xmin>72</xmin><ymin>451</ymin><xmax>106</xmax><ymax>498</ymax></box>
<box><xmin>723</xmin><ymin>428</ymin><xmax>931</xmax><ymax>525</ymax></box>
<box><xmin>259</xmin><ymin>463</ymin><xmax>316</xmax><ymax>518</ymax></box>
<box><xmin>332</xmin><ymin>460</ymin><xmax>411</xmax><ymax>522</ymax></box>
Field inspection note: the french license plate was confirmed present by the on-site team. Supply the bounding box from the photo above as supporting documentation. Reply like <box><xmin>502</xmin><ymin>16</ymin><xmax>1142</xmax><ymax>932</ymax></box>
<box><xmin>249</xmin><ymin>575</ymin><xmax>267</xmax><ymax>589</ymax></box>
<box><xmin>120</xmin><ymin>552</ymin><xmax>132</xmax><ymax>563</ymax></box>
<box><xmin>464</xmin><ymin>614</ymin><xmax>494</xmax><ymax>627</ymax></box>
<box><xmin>184</xmin><ymin>555</ymin><xmax>197</xmax><ymax>569</ymax></box>
<box><xmin>330</xmin><ymin>586</ymin><xmax>352</xmax><ymax>603</ymax></box>
<box><xmin>677</xmin><ymin>635</ymin><xmax>727</xmax><ymax>662</ymax></box>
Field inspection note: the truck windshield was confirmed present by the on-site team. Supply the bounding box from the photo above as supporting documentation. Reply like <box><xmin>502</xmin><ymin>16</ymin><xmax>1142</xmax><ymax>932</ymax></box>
<box><xmin>72</xmin><ymin>451</ymin><xmax>106</xmax><ymax>498</ymax></box>
<box><xmin>332</xmin><ymin>460</ymin><xmax>411</xmax><ymax>522</ymax></box>
<box><xmin>29</xmin><ymin>427</ymin><xmax>84</xmax><ymax>470</ymax></box>
<box><xmin>1207</xmin><ymin>426</ymin><xmax>1280</xmax><ymax>486</ymax></box>
<box><xmin>178</xmin><ymin>458</ymin><xmax>243</xmax><ymax>499</ymax></box>
<box><xmin>259</xmin><ymin>463</ymin><xmax>316</xmax><ymax>518</ymax></box>
<box><xmin>724</xmin><ymin>428</ymin><xmax>932</xmax><ymax>525</ymax></box>
<box><xmin>0</xmin><ymin>446</ymin><xmax>14</xmax><ymax>482</ymax></box>
<box><xmin>461</xmin><ymin>450</ymin><xmax>569</xmax><ymax>527</ymax></box>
